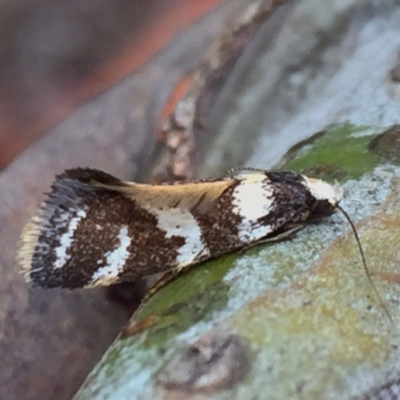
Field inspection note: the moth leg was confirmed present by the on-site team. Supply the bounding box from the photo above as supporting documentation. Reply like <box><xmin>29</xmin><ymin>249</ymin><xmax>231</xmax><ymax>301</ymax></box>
<box><xmin>239</xmin><ymin>224</ymin><xmax>304</xmax><ymax>254</ymax></box>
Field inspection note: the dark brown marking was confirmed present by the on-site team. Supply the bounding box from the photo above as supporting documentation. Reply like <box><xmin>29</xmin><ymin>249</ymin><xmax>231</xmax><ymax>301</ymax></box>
<box><xmin>59</xmin><ymin>167</ymin><xmax>127</xmax><ymax>187</ymax></box>
<box><xmin>194</xmin><ymin>183</ymin><xmax>243</xmax><ymax>257</ymax></box>
<box><xmin>30</xmin><ymin>173</ymin><xmax>185</xmax><ymax>288</ymax></box>
<box><xmin>195</xmin><ymin>173</ymin><xmax>321</xmax><ymax>256</ymax></box>
<box><xmin>262</xmin><ymin>172</ymin><xmax>324</xmax><ymax>229</ymax></box>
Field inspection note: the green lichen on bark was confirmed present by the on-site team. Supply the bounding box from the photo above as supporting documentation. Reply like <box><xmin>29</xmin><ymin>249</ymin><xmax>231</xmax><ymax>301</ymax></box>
<box><xmin>74</xmin><ymin>124</ymin><xmax>400</xmax><ymax>400</ymax></box>
<box><xmin>278</xmin><ymin>123</ymin><xmax>382</xmax><ymax>179</ymax></box>
<box><xmin>131</xmin><ymin>254</ymin><xmax>236</xmax><ymax>348</ymax></box>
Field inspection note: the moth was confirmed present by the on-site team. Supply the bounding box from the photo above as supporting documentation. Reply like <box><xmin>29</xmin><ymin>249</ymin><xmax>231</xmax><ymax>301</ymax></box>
<box><xmin>18</xmin><ymin>166</ymin><xmax>342</xmax><ymax>286</ymax></box>
<box><xmin>18</xmin><ymin>167</ymin><xmax>390</xmax><ymax>320</ymax></box>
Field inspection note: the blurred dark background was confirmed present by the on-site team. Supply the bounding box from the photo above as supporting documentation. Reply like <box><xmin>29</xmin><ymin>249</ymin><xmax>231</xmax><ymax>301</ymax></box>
<box><xmin>0</xmin><ymin>0</ymin><xmax>222</xmax><ymax>169</ymax></box>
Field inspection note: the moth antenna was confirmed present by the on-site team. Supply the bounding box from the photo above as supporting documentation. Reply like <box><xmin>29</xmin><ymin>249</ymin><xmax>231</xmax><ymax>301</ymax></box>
<box><xmin>336</xmin><ymin>205</ymin><xmax>392</xmax><ymax>324</ymax></box>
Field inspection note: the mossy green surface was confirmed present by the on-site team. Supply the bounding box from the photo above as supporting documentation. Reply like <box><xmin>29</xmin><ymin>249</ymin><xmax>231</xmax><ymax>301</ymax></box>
<box><xmin>279</xmin><ymin>123</ymin><xmax>381</xmax><ymax>180</ymax></box>
<box><xmin>132</xmin><ymin>254</ymin><xmax>236</xmax><ymax>348</ymax></box>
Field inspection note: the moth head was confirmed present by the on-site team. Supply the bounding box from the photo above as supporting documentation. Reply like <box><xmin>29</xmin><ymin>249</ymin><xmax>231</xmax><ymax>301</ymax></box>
<box><xmin>302</xmin><ymin>176</ymin><xmax>343</xmax><ymax>218</ymax></box>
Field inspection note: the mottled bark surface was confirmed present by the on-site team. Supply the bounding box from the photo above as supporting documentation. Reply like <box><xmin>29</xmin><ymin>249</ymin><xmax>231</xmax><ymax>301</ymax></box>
<box><xmin>0</xmin><ymin>0</ymin><xmax>224</xmax><ymax>169</ymax></box>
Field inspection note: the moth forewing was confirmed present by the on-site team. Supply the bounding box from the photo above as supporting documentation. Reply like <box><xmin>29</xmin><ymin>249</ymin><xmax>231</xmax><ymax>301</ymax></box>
<box><xmin>19</xmin><ymin>168</ymin><xmax>344</xmax><ymax>291</ymax></box>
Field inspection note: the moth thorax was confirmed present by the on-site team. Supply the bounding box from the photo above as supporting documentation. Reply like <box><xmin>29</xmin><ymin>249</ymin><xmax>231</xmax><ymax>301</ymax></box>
<box><xmin>301</xmin><ymin>176</ymin><xmax>343</xmax><ymax>207</ymax></box>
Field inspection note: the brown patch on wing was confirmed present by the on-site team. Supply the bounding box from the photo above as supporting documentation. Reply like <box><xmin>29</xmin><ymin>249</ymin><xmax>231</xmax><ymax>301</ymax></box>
<box><xmin>260</xmin><ymin>172</ymin><xmax>317</xmax><ymax>229</ymax></box>
<box><xmin>120</xmin><ymin>213</ymin><xmax>185</xmax><ymax>282</ymax></box>
<box><xmin>27</xmin><ymin>175</ymin><xmax>186</xmax><ymax>288</ymax></box>
<box><xmin>194</xmin><ymin>183</ymin><xmax>243</xmax><ymax>257</ymax></box>
<box><xmin>60</xmin><ymin>168</ymin><xmax>124</xmax><ymax>184</ymax></box>
<box><xmin>69</xmin><ymin>191</ymin><xmax>186</xmax><ymax>287</ymax></box>
<box><xmin>29</xmin><ymin>189</ymin><xmax>153</xmax><ymax>288</ymax></box>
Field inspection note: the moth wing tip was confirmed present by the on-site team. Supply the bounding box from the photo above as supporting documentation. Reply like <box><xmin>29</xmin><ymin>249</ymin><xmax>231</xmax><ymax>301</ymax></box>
<box><xmin>16</xmin><ymin>220</ymin><xmax>43</xmax><ymax>282</ymax></box>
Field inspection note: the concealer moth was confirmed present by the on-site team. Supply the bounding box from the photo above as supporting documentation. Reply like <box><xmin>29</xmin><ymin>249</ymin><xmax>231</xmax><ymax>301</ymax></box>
<box><xmin>17</xmin><ymin>167</ymin><xmax>390</xmax><ymax>320</ymax></box>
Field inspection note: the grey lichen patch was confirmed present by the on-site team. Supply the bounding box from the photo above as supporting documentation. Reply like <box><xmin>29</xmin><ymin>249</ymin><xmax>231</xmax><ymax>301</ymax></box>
<box><xmin>155</xmin><ymin>333</ymin><xmax>250</xmax><ymax>397</ymax></box>
<box><xmin>247</xmin><ymin>2</ymin><xmax>400</xmax><ymax>171</ymax></box>
<box><xmin>222</xmin><ymin>166</ymin><xmax>400</xmax><ymax>400</ymax></box>
<box><xmin>390</xmin><ymin>53</ymin><xmax>400</xmax><ymax>83</ymax></box>
<box><xmin>332</xmin><ymin>360</ymin><xmax>400</xmax><ymax>400</ymax></box>
<box><xmin>76</xmin><ymin>343</ymin><xmax>164</xmax><ymax>400</ymax></box>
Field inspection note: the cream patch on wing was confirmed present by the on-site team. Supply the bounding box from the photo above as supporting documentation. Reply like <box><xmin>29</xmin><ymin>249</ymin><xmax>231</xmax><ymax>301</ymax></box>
<box><xmin>54</xmin><ymin>209</ymin><xmax>87</xmax><ymax>269</ymax></box>
<box><xmin>301</xmin><ymin>176</ymin><xmax>343</xmax><ymax>206</ymax></box>
<box><xmin>232</xmin><ymin>174</ymin><xmax>274</xmax><ymax>243</ymax></box>
<box><xmin>95</xmin><ymin>179</ymin><xmax>235</xmax><ymax>214</ymax></box>
<box><xmin>90</xmin><ymin>225</ymin><xmax>131</xmax><ymax>285</ymax></box>
<box><xmin>150</xmin><ymin>207</ymin><xmax>208</xmax><ymax>265</ymax></box>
